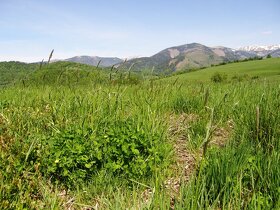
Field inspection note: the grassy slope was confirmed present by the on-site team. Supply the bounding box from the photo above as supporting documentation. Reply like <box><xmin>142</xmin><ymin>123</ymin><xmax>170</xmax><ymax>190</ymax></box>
<box><xmin>28</xmin><ymin>61</ymin><xmax>109</xmax><ymax>86</ymax></box>
<box><xmin>0</xmin><ymin>61</ymin><xmax>113</xmax><ymax>86</ymax></box>
<box><xmin>169</xmin><ymin>58</ymin><xmax>280</xmax><ymax>82</ymax></box>
<box><xmin>0</xmin><ymin>61</ymin><xmax>38</xmax><ymax>86</ymax></box>
<box><xmin>0</xmin><ymin>58</ymin><xmax>280</xmax><ymax>209</ymax></box>
<box><xmin>0</xmin><ymin>61</ymin><xmax>142</xmax><ymax>87</ymax></box>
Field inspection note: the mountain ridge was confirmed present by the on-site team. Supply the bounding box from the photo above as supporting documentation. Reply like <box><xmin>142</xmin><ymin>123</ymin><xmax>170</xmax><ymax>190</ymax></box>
<box><xmin>6</xmin><ymin>43</ymin><xmax>279</xmax><ymax>72</ymax></box>
<box><xmin>54</xmin><ymin>43</ymin><xmax>280</xmax><ymax>72</ymax></box>
<box><xmin>236</xmin><ymin>44</ymin><xmax>280</xmax><ymax>57</ymax></box>
<box><xmin>117</xmin><ymin>43</ymin><xmax>278</xmax><ymax>72</ymax></box>
<box><xmin>236</xmin><ymin>44</ymin><xmax>280</xmax><ymax>52</ymax></box>
<box><xmin>64</xmin><ymin>56</ymin><xmax>123</xmax><ymax>67</ymax></box>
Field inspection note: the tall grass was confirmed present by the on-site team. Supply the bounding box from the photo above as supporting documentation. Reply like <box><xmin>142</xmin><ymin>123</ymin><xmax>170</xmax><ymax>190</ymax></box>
<box><xmin>0</xmin><ymin>64</ymin><xmax>280</xmax><ymax>209</ymax></box>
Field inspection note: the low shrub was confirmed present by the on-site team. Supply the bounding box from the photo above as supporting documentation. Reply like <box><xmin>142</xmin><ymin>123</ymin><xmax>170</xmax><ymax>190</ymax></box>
<box><xmin>232</xmin><ymin>74</ymin><xmax>250</xmax><ymax>82</ymax></box>
<box><xmin>37</xmin><ymin>119</ymin><xmax>169</xmax><ymax>188</ymax></box>
<box><xmin>211</xmin><ymin>72</ymin><xmax>227</xmax><ymax>83</ymax></box>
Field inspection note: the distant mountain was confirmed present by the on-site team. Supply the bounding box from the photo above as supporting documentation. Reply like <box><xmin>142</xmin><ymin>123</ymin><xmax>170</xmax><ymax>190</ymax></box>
<box><xmin>270</xmin><ymin>49</ymin><xmax>280</xmax><ymax>57</ymax></box>
<box><xmin>117</xmin><ymin>43</ymin><xmax>280</xmax><ymax>73</ymax></box>
<box><xmin>237</xmin><ymin>44</ymin><xmax>280</xmax><ymax>52</ymax></box>
<box><xmin>236</xmin><ymin>45</ymin><xmax>280</xmax><ymax>57</ymax></box>
<box><xmin>118</xmin><ymin>43</ymin><xmax>211</xmax><ymax>72</ymax></box>
<box><xmin>118</xmin><ymin>43</ymin><xmax>262</xmax><ymax>73</ymax></box>
<box><xmin>65</xmin><ymin>56</ymin><xmax>123</xmax><ymax>67</ymax></box>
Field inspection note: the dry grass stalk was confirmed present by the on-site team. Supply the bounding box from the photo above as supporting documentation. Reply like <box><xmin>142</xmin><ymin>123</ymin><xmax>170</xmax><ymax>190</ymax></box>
<box><xmin>48</xmin><ymin>49</ymin><xmax>54</xmax><ymax>64</ymax></box>
<box><xmin>256</xmin><ymin>106</ymin><xmax>260</xmax><ymax>138</ymax></box>
<box><xmin>202</xmin><ymin>107</ymin><xmax>214</xmax><ymax>157</ymax></box>
<box><xmin>96</xmin><ymin>59</ymin><xmax>102</xmax><ymax>68</ymax></box>
<box><xmin>204</xmin><ymin>88</ymin><xmax>210</xmax><ymax>107</ymax></box>
<box><xmin>39</xmin><ymin>59</ymin><xmax>44</xmax><ymax>69</ymax></box>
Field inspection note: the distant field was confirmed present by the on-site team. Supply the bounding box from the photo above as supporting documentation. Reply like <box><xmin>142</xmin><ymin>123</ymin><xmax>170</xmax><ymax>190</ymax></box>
<box><xmin>168</xmin><ymin>58</ymin><xmax>280</xmax><ymax>82</ymax></box>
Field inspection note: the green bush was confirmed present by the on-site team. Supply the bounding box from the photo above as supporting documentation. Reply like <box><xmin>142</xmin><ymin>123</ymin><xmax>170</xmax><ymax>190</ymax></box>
<box><xmin>232</xmin><ymin>74</ymin><xmax>250</xmax><ymax>82</ymax></box>
<box><xmin>38</xmin><ymin>119</ymin><xmax>169</xmax><ymax>188</ymax></box>
<box><xmin>267</xmin><ymin>54</ymin><xmax>272</xmax><ymax>58</ymax></box>
<box><xmin>211</xmin><ymin>72</ymin><xmax>227</xmax><ymax>83</ymax></box>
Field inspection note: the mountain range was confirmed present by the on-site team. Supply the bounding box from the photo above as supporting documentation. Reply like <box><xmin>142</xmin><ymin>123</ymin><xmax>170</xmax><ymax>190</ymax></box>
<box><xmin>237</xmin><ymin>45</ymin><xmax>280</xmax><ymax>57</ymax></box>
<box><xmin>116</xmin><ymin>43</ymin><xmax>280</xmax><ymax>72</ymax></box>
<box><xmin>64</xmin><ymin>56</ymin><xmax>123</xmax><ymax>67</ymax></box>
<box><xmin>55</xmin><ymin>43</ymin><xmax>280</xmax><ymax>72</ymax></box>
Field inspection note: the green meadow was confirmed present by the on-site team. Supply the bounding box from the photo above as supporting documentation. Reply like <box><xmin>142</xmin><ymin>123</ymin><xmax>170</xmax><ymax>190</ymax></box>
<box><xmin>171</xmin><ymin>58</ymin><xmax>280</xmax><ymax>82</ymax></box>
<box><xmin>1</xmin><ymin>58</ymin><xmax>280</xmax><ymax>209</ymax></box>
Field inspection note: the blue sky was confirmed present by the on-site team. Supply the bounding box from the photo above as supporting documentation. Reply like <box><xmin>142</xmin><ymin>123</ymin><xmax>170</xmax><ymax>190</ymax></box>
<box><xmin>1</xmin><ymin>0</ymin><xmax>279</xmax><ymax>62</ymax></box>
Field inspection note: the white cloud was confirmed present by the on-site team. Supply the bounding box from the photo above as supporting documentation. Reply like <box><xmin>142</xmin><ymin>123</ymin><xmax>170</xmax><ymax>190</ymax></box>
<box><xmin>262</xmin><ymin>31</ymin><xmax>273</xmax><ymax>35</ymax></box>
<box><xmin>0</xmin><ymin>55</ymin><xmax>41</xmax><ymax>63</ymax></box>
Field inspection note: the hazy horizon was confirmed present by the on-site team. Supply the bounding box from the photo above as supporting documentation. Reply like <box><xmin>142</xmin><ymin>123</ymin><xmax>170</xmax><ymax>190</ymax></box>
<box><xmin>1</xmin><ymin>0</ymin><xmax>279</xmax><ymax>62</ymax></box>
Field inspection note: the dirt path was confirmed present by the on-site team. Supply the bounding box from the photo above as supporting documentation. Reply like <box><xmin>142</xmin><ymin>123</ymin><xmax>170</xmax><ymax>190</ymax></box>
<box><xmin>159</xmin><ymin>113</ymin><xmax>197</xmax><ymax>209</ymax></box>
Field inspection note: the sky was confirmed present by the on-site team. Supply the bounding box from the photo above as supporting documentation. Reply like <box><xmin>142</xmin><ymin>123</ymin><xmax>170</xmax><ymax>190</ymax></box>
<box><xmin>0</xmin><ymin>0</ymin><xmax>279</xmax><ymax>62</ymax></box>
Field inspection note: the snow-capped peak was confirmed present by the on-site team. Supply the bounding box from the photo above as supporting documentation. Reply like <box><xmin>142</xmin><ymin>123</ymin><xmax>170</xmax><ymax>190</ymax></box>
<box><xmin>237</xmin><ymin>44</ymin><xmax>280</xmax><ymax>52</ymax></box>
